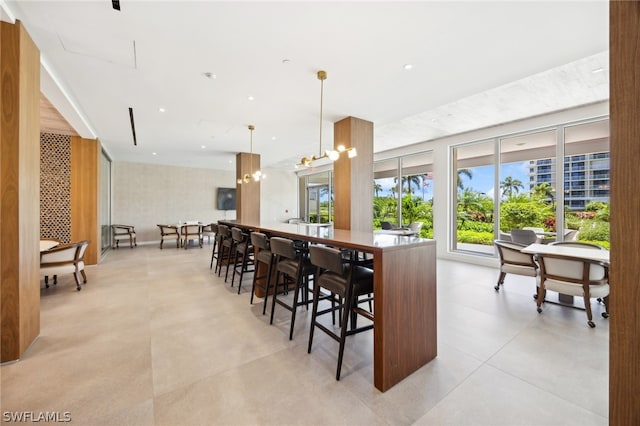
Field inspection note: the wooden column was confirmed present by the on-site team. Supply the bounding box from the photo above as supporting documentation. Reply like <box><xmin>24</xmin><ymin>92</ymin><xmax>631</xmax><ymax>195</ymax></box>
<box><xmin>333</xmin><ymin>116</ymin><xmax>373</xmax><ymax>232</ymax></box>
<box><xmin>71</xmin><ymin>136</ymin><xmax>99</xmax><ymax>265</ymax></box>
<box><xmin>610</xmin><ymin>2</ymin><xmax>640</xmax><ymax>423</ymax></box>
<box><xmin>235</xmin><ymin>152</ymin><xmax>260</xmax><ymax>224</ymax></box>
<box><xmin>1</xmin><ymin>20</ymin><xmax>41</xmax><ymax>362</ymax></box>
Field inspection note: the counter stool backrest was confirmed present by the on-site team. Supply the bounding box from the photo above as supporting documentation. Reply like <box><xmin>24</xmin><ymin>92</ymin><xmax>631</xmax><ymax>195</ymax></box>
<box><xmin>251</xmin><ymin>232</ymin><xmax>269</xmax><ymax>250</ymax></box>
<box><xmin>231</xmin><ymin>227</ymin><xmax>245</xmax><ymax>243</ymax></box>
<box><xmin>309</xmin><ymin>245</ymin><xmax>347</xmax><ymax>276</ymax></box>
<box><xmin>270</xmin><ymin>236</ymin><xmax>298</xmax><ymax>260</ymax></box>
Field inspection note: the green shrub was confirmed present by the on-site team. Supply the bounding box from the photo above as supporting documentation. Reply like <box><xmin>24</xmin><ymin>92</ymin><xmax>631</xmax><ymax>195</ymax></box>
<box><xmin>458</xmin><ymin>221</ymin><xmax>493</xmax><ymax>233</ymax></box>
<box><xmin>456</xmin><ymin>230</ymin><xmax>494</xmax><ymax>245</ymax></box>
<box><xmin>578</xmin><ymin>221</ymin><xmax>610</xmax><ymax>242</ymax></box>
<box><xmin>500</xmin><ymin>202</ymin><xmax>541</xmax><ymax>231</ymax></box>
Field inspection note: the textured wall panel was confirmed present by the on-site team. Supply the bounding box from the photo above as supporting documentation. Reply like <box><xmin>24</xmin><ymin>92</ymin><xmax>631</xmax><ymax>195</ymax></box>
<box><xmin>40</xmin><ymin>132</ymin><xmax>71</xmax><ymax>243</ymax></box>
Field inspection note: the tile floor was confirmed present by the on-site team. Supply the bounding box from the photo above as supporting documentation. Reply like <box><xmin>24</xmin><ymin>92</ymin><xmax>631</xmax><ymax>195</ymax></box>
<box><xmin>0</xmin><ymin>244</ymin><xmax>609</xmax><ymax>425</ymax></box>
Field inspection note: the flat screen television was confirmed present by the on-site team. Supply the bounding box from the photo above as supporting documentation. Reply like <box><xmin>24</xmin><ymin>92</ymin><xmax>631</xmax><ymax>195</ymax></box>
<box><xmin>217</xmin><ymin>187</ymin><xmax>236</xmax><ymax>210</ymax></box>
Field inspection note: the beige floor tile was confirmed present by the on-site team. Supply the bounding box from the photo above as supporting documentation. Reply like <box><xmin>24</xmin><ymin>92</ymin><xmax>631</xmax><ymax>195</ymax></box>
<box><xmin>1</xmin><ymin>246</ymin><xmax>609</xmax><ymax>425</ymax></box>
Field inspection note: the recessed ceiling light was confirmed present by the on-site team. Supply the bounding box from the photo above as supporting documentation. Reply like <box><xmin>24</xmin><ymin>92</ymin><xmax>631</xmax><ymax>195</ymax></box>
<box><xmin>159</xmin><ymin>107</ymin><xmax>166</xmax><ymax>113</ymax></box>
<box><xmin>203</xmin><ymin>72</ymin><xmax>216</xmax><ymax>79</ymax></box>
<box><xmin>592</xmin><ymin>67</ymin><xmax>604</xmax><ymax>74</ymax></box>
<box><xmin>201</xmin><ymin>145</ymin><xmax>206</xmax><ymax>149</ymax></box>
<box><xmin>282</xmin><ymin>59</ymin><xmax>291</xmax><ymax>64</ymax></box>
<box><xmin>271</xmin><ymin>136</ymin><xmax>277</xmax><ymax>140</ymax></box>
<box><xmin>152</xmin><ymin>152</ymin><xmax>157</xmax><ymax>156</ymax></box>
<box><xmin>403</xmin><ymin>64</ymin><xmax>413</xmax><ymax>70</ymax></box>
<box><xmin>248</xmin><ymin>95</ymin><xmax>255</xmax><ymax>101</ymax></box>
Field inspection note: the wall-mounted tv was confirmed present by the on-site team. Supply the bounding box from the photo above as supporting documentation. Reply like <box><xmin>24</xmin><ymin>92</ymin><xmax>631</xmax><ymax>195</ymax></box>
<box><xmin>217</xmin><ymin>187</ymin><xmax>236</xmax><ymax>210</ymax></box>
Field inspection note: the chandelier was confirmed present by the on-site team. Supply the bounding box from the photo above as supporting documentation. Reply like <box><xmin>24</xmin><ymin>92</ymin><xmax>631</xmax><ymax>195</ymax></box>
<box><xmin>237</xmin><ymin>124</ymin><xmax>265</xmax><ymax>184</ymax></box>
<box><xmin>296</xmin><ymin>70</ymin><xmax>357</xmax><ymax>168</ymax></box>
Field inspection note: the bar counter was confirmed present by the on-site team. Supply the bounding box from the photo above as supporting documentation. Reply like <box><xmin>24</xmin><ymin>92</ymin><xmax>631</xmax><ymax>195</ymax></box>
<box><xmin>220</xmin><ymin>220</ymin><xmax>437</xmax><ymax>392</ymax></box>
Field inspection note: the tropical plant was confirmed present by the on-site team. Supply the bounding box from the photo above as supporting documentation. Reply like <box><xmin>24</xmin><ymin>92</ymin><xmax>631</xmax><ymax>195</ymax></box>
<box><xmin>500</xmin><ymin>176</ymin><xmax>524</xmax><ymax>198</ymax></box>
<box><xmin>457</xmin><ymin>168</ymin><xmax>473</xmax><ymax>191</ymax></box>
<box><xmin>531</xmin><ymin>182</ymin><xmax>555</xmax><ymax>208</ymax></box>
<box><xmin>373</xmin><ymin>182</ymin><xmax>383</xmax><ymax>197</ymax></box>
<box><xmin>394</xmin><ymin>175</ymin><xmax>423</xmax><ymax>195</ymax></box>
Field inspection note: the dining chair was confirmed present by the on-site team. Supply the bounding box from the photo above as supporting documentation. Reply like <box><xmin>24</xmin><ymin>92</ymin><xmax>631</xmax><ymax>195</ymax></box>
<box><xmin>493</xmin><ymin>240</ymin><xmax>538</xmax><ymax>291</ymax></box>
<box><xmin>202</xmin><ymin>223</ymin><xmax>216</xmax><ymax>245</ymax></box>
<box><xmin>182</xmin><ymin>224</ymin><xmax>203</xmax><ymax>249</ymax></box>
<box><xmin>408</xmin><ymin>221</ymin><xmax>423</xmax><ymax>235</ymax></box>
<box><xmin>308</xmin><ymin>244</ymin><xmax>374</xmax><ymax>380</ymax></box>
<box><xmin>536</xmin><ymin>252</ymin><xmax>609</xmax><ymax>327</ymax></box>
<box><xmin>157</xmin><ymin>224</ymin><xmax>180</xmax><ymax>249</ymax></box>
<box><xmin>549</xmin><ymin>241</ymin><xmax>606</xmax><ymax>250</ymax></box>
<box><xmin>111</xmin><ymin>224</ymin><xmax>137</xmax><ymax>249</ymax></box>
<box><xmin>40</xmin><ymin>240</ymin><xmax>90</xmax><ymax>291</ymax></box>
<box><xmin>510</xmin><ymin>229</ymin><xmax>539</xmax><ymax>245</ymax></box>
<box><xmin>269</xmin><ymin>237</ymin><xmax>315</xmax><ymax>340</ymax></box>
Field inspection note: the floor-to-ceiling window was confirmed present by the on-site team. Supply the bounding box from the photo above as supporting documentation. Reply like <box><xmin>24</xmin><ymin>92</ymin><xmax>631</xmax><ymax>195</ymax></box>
<box><xmin>373</xmin><ymin>151</ymin><xmax>433</xmax><ymax>237</ymax></box>
<box><xmin>562</xmin><ymin>120</ymin><xmax>610</xmax><ymax>248</ymax></box>
<box><xmin>452</xmin><ymin>140</ymin><xmax>496</xmax><ymax>254</ymax></box>
<box><xmin>499</xmin><ymin>129</ymin><xmax>557</xmax><ymax>242</ymax></box>
<box><xmin>300</xmin><ymin>171</ymin><xmax>333</xmax><ymax>223</ymax></box>
<box><xmin>450</xmin><ymin>117</ymin><xmax>609</xmax><ymax>256</ymax></box>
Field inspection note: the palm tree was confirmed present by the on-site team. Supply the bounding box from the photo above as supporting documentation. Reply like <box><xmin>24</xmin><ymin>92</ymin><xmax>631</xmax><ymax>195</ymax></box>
<box><xmin>457</xmin><ymin>168</ymin><xmax>473</xmax><ymax>190</ymax></box>
<box><xmin>373</xmin><ymin>182</ymin><xmax>383</xmax><ymax>197</ymax></box>
<box><xmin>532</xmin><ymin>182</ymin><xmax>555</xmax><ymax>209</ymax></box>
<box><xmin>393</xmin><ymin>175</ymin><xmax>423</xmax><ymax>195</ymax></box>
<box><xmin>500</xmin><ymin>176</ymin><xmax>524</xmax><ymax>198</ymax></box>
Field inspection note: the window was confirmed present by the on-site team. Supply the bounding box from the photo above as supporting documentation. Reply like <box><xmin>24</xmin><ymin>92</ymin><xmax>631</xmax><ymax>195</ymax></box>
<box><xmin>373</xmin><ymin>151</ymin><xmax>433</xmax><ymax>237</ymax></box>
<box><xmin>449</xmin><ymin>117</ymin><xmax>610</xmax><ymax>256</ymax></box>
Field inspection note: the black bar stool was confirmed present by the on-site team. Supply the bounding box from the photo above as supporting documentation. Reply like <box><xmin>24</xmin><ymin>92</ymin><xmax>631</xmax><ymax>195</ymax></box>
<box><xmin>208</xmin><ymin>223</ymin><xmax>219</xmax><ymax>269</ymax></box>
<box><xmin>269</xmin><ymin>237</ymin><xmax>315</xmax><ymax>340</ymax></box>
<box><xmin>249</xmin><ymin>232</ymin><xmax>275</xmax><ymax>312</ymax></box>
<box><xmin>308</xmin><ymin>244</ymin><xmax>374</xmax><ymax>380</ymax></box>
<box><xmin>214</xmin><ymin>224</ymin><xmax>232</xmax><ymax>277</ymax></box>
<box><xmin>231</xmin><ymin>227</ymin><xmax>254</xmax><ymax>293</ymax></box>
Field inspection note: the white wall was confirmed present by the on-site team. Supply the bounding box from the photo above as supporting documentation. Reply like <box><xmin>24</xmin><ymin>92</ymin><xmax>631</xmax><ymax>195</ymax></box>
<box><xmin>259</xmin><ymin>168</ymin><xmax>299</xmax><ymax>224</ymax></box>
<box><xmin>112</xmin><ymin>162</ymin><xmax>298</xmax><ymax>244</ymax></box>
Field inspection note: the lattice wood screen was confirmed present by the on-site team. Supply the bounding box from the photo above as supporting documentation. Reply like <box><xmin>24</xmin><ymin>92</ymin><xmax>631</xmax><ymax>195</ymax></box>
<box><xmin>40</xmin><ymin>132</ymin><xmax>71</xmax><ymax>243</ymax></box>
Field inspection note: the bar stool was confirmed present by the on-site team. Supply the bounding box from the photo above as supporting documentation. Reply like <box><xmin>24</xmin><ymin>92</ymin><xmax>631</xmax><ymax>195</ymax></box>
<box><xmin>269</xmin><ymin>237</ymin><xmax>315</xmax><ymax>340</ymax></box>
<box><xmin>214</xmin><ymin>224</ymin><xmax>232</xmax><ymax>277</ymax></box>
<box><xmin>307</xmin><ymin>244</ymin><xmax>374</xmax><ymax>380</ymax></box>
<box><xmin>208</xmin><ymin>223</ymin><xmax>220</xmax><ymax>269</ymax></box>
<box><xmin>249</xmin><ymin>232</ymin><xmax>275</xmax><ymax>312</ymax></box>
<box><xmin>231</xmin><ymin>227</ymin><xmax>254</xmax><ymax>293</ymax></box>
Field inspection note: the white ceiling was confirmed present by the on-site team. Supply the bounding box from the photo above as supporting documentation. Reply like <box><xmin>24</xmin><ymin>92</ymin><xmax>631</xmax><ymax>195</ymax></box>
<box><xmin>4</xmin><ymin>1</ymin><xmax>609</xmax><ymax>172</ymax></box>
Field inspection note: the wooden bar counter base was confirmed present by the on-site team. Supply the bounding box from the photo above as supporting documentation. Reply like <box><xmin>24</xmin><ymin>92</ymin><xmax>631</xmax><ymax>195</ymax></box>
<box><xmin>219</xmin><ymin>220</ymin><xmax>437</xmax><ymax>392</ymax></box>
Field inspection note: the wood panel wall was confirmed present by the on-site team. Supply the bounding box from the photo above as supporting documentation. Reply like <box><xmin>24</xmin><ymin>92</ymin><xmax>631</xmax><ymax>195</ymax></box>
<box><xmin>1</xmin><ymin>20</ymin><xmax>41</xmax><ymax>362</ymax></box>
<box><xmin>236</xmin><ymin>152</ymin><xmax>260</xmax><ymax>224</ymax></box>
<box><xmin>333</xmin><ymin>116</ymin><xmax>373</xmax><ymax>232</ymax></box>
<box><xmin>71</xmin><ymin>136</ymin><xmax>99</xmax><ymax>265</ymax></box>
<box><xmin>609</xmin><ymin>2</ymin><xmax>640</xmax><ymax>423</ymax></box>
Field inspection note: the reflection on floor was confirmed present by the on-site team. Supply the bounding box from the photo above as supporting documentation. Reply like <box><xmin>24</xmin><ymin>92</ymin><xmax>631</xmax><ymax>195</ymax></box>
<box><xmin>1</xmin><ymin>245</ymin><xmax>608</xmax><ymax>425</ymax></box>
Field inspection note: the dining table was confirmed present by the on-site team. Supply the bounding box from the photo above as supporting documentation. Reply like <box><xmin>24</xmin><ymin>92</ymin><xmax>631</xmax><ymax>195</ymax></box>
<box><xmin>521</xmin><ymin>243</ymin><xmax>610</xmax><ymax>265</ymax></box>
<box><xmin>219</xmin><ymin>220</ymin><xmax>437</xmax><ymax>392</ymax></box>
